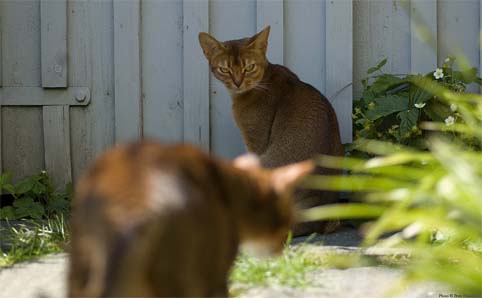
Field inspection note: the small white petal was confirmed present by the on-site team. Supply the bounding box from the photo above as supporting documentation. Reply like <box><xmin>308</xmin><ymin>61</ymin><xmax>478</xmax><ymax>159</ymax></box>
<box><xmin>450</xmin><ymin>103</ymin><xmax>457</xmax><ymax>112</ymax></box>
<box><xmin>414</xmin><ymin>102</ymin><xmax>426</xmax><ymax>109</ymax></box>
<box><xmin>444</xmin><ymin>115</ymin><xmax>455</xmax><ymax>126</ymax></box>
<box><xmin>444</xmin><ymin>58</ymin><xmax>450</xmax><ymax>63</ymax></box>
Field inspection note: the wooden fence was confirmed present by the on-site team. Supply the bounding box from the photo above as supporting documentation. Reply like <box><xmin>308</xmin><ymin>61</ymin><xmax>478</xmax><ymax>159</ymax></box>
<box><xmin>0</xmin><ymin>0</ymin><xmax>480</xmax><ymax>187</ymax></box>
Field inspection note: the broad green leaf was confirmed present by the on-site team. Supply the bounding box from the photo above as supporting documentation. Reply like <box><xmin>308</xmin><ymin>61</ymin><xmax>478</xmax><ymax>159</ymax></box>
<box><xmin>2</xmin><ymin>184</ymin><xmax>15</xmax><ymax>195</ymax></box>
<box><xmin>409</xmin><ymin>85</ymin><xmax>433</xmax><ymax>105</ymax></box>
<box><xmin>0</xmin><ymin>206</ymin><xmax>17</xmax><ymax>220</ymax></box>
<box><xmin>300</xmin><ymin>204</ymin><xmax>386</xmax><ymax>222</ymax></box>
<box><xmin>369</xmin><ymin>74</ymin><xmax>405</xmax><ymax>94</ymax></box>
<box><xmin>424</xmin><ymin>101</ymin><xmax>452</xmax><ymax>122</ymax></box>
<box><xmin>398</xmin><ymin>109</ymin><xmax>420</xmax><ymax>138</ymax></box>
<box><xmin>0</xmin><ymin>172</ymin><xmax>12</xmax><ymax>185</ymax></box>
<box><xmin>365</xmin><ymin>95</ymin><xmax>409</xmax><ymax>120</ymax></box>
<box><xmin>13</xmin><ymin>197</ymin><xmax>45</xmax><ymax>219</ymax></box>
<box><xmin>15</xmin><ymin>178</ymin><xmax>36</xmax><ymax>194</ymax></box>
<box><xmin>31</xmin><ymin>181</ymin><xmax>47</xmax><ymax>196</ymax></box>
<box><xmin>367</xmin><ymin>58</ymin><xmax>388</xmax><ymax>74</ymax></box>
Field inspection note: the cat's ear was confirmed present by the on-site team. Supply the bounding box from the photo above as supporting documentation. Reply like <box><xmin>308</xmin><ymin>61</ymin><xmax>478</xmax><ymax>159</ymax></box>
<box><xmin>247</xmin><ymin>26</ymin><xmax>270</xmax><ymax>54</ymax></box>
<box><xmin>199</xmin><ymin>32</ymin><xmax>224</xmax><ymax>60</ymax></box>
<box><xmin>271</xmin><ymin>160</ymin><xmax>314</xmax><ymax>193</ymax></box>
<box><xmin>233</xmin><ymin>153</ymin><xmax>261</xmax><ymax>171</ymax></box>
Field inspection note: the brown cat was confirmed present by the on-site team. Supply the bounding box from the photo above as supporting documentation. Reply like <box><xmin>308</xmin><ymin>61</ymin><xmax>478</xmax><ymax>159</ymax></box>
<box><xmin>68</xmin><ymin>140</ymin><xmax>313</xmax><ymax>297</ymax></box>
<box><xmin>199</xmin><ymin>26</ymin><xmax>344</xmax><ymax>235</ymax></box>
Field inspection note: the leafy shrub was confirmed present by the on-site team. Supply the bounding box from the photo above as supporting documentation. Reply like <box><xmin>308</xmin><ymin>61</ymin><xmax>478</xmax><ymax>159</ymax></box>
<box><xmin>353</xmin><ymin>57</ymin><xmax>482</xmax><ymax>150</ymax></box>
<box><xmin>304</xmin><ymin>74</ymin><xmax>482</xmax><ymax>294</ymax></box>
<box><xmin>0</xmin><ymin>171</ymin><xmax>72</xmax><ymax>220</ymax></box>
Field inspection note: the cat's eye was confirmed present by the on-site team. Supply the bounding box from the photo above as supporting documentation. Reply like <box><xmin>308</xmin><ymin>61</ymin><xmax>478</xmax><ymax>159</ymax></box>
<box><xmin>245</xmin><ymin>64</ymin><xmax>256</xmax><ymax>72</ymax></box>
<box><xmin>218</xmin><ymin>67</ymin><xmax>230</xmax><ymax>74</ymax></box>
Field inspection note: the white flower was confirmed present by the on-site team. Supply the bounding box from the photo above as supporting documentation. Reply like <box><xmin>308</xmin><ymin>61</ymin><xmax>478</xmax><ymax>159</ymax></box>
<box><xmin>434</xmin><ymin>230</ymin><xmax>447</xmax><ymax>242</ymax></box>
<box><xmin>444</xmin><ymin>57</ymin><xmax>451</xmax><ymax>63</ymax></box>
<box><xmin>444</xmin><ymin>115</ymin><xmax>455</xmax><ymax>126</ymax></box>
<box><xmin>433</xmin><ymin>68</ymin><xmax>444</xmax><ymax>80</ymax></box>
<box><xmin>450</xmin><ymin>103</ymin><xmax>457</xmax><ymax>112</ymax></box>
<box><xmin>414</xmin><ymin>102</ymin><xmax>426</xmax><ymax>109</ymax></box>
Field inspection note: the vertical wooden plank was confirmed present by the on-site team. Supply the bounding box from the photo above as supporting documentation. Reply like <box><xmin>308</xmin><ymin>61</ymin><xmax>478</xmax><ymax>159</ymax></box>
<box><xmin>0</xmin><ymin>2</ymin><xmax>3</xmax><ymax>88</ymax></box>
<box><xmin>113</xmin><ymin>0</ymin><xmax>141</xmax><ymax>142</ymax></box>
<box><xmin>410</xmin><ymin>0</ymin><xmax>437</xmax><ymax>74</ymax></box>
<box><xmin>2</xmin><ymin>0</ymin><xmax>44</xmax><ymax>182</ymax></box>
<box><xmin>210</xmin><ymin>0</ymin><xmax>256</xmax><ymax>158</ymax></box>
<box><xmin>2</xmin><ymin>108</ymin><xmax>45</xmax><ymax>183</ymax></box>
<box><xmin>43</xmin><ymin>106</ymin><xmax>72</xmax><ymax>188</ymax></box>
<box><xmin>326</xmin><ymin>0</ymin><xmax>353</xmax><ymax>144</ymax></box>
<box><xmin>285</xmin><ymin>0</ymin><xmax>325</xmax><ymax>93</ymax></box>
<box><xmin>86</xmin><ymin>0</ymin><xmax>115</xmax><ymax>155</ymax></box>
<box><xmin>69</xmin><ymin>0</ymin><xmax>93</xmax><ymax>181</ymax></box>
<box><xmin>256</xmin><ymin>0</ymin><xmax>284</xmax><ymax>65</ymax></box>
<box><xmin>183</xmin><ymin>0</ymin><xmax>209</xmax><ymax>150</ymax></box>
<box><xmin>438</xmin><ymin>0</ymin><xmax>479</xmax><ymax>92</ymax></box>
<box><xmin>41</xmin><ymin>0</ymin><xmax>67</xmax><ymax>87</ymax></box>
<box><xmin>2</xmin><ymin>0</ymin><xmax>41</xmax><ymax>86</ymax></box>
<box><xmin>69</xmin><ymin>0</ymin><xmax>115</xmax><ymax>181</ymax></box>
<box><xmin>353</xmin><ymin>0</ymin><xmax>411</xmax><ymax>99</ymax></box>
<box><xmin>0</xmin><ymin>3</ymin><xmax>3</xmax><ymax>175</ymax></box>
<box><xmin>142</xmin><ymin>0</ymin><xmax>183</xmax><ymax>141</ymax></box>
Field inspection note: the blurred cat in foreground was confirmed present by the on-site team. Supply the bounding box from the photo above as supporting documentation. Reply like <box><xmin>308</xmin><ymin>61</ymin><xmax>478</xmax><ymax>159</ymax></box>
<box><xmin>68</xmin><ymin>140</ymin><xmax>313</xmax><ymax>297</ymax></box>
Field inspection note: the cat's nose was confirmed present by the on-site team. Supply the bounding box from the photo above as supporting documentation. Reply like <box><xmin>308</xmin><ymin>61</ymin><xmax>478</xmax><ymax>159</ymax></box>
<box><xmin>232</xmin><ymin>75</ymin><xmax>244</xmax><ymax>88</ymax></box>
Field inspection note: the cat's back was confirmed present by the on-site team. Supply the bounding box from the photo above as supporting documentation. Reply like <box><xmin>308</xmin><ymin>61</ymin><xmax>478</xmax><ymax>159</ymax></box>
<box><xmin>70</xmin><ymin>141</ymin><xmax>236</xmax><ymax>297</ymax></box>
<box><xmin>269</xmin><ymin>63</ymin><xmax>332</xmax><ymax>108</ymax></box>
<box><xmin>266</xmin><ymin>63</ymin><xmax>343</xmax><ymax>158</ymax></box>
<box><xmin>75</xmin><ymin>141</ymin><xmax>219</xmax><ymax>218</ymax></box>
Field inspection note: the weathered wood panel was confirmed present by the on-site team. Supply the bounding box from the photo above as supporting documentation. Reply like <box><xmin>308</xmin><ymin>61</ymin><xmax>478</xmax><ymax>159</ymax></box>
<box><xmin>1</xmin><ymin>0</ymin><xmax>45</xmax><ymax>182</ymax></box>
<box><xmin>438</xmin><ymin>0</ymin><xmax>479</xmax><ymax>92</ymax></box>
<box><xmin>68</xmin><ymin>0</ymin><xmax>94</xmax><ymax>181</ymax></box>
<box><xmin>0</xmin><ymin>87</ymin><xmax>90</xmax><ymax>106</ymax></box>
<box><xmin>113</xmin><ymin>0</ymin><xmax>142</xmax><ymax>142</ymax></box>
<box><xmin>40</xmin><ymin>0</ymin><xmax>67</xmax><ymax>87</ymax></box>
<box><xmin>2</xmin><ymin>108</ymin><xmax>45</xmax><ymax>183</ymax></box>
<box><xmin>183</xmin><ymin>0</ymin><xmax>209</xmax><ymax>150</ymax></box>
<box><xmin>0</xmin><ymin>3</ymin><xmax>2</xmax><ymax>174</ymax></box>
<box><xmin>69</xmin><ymin>0</ymin><xmax>115</xmax><ymax>181</ymax></box>
<box><xmin>210</xmin><ymin>0</ymin><xmax>256</xmax><ymax>158</ymax></box>
<box><xmin>257</xmin><ymin>0</ymin><xmax>284</xmax><ymax>65</ymax></box>
<box><xmin>353</xmin><ymin>0</ymin><xmax>411</xmax><ymax>99</ymax></box>
<box><xmin>285</xmin><ymin>0</ymin><xmax>326</xmax><ymax>93</ymax></box>
<box><xmin>142</xmin><ymin>0</ymin><xmax>183</xmax><ymax>141</ymax></box>
<box><xmin>43</xmin><ymin>106</ymin><xmax>71</xmax><ymax>189</ymax></box>
<box><xmin>410</xmin><ymin>0</ymin><xmax>437</xmax><ymax>74</ymax></box>
<box><xmin>326</xmin><ymin>0</ymin><xmax>353</xmax><ymax>144</ymax></box>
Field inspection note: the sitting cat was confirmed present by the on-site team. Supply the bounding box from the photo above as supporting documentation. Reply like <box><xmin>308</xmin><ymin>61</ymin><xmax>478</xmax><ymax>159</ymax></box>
<box><xmin>68</xmin><ymin>140</ymin><xmax>313</xmax><ymax>297</ymax></box>
<box><xmin>199</xmin><ymin>26</ymin><xmax>344</xmax><ymax>235</ymax></box>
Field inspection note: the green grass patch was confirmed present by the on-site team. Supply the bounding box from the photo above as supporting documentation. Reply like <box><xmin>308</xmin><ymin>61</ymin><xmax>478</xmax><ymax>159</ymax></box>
<box><xmin>0</xmin><ymin>215</ymin><xmax>69</xmax><ymax>268</ymax></box>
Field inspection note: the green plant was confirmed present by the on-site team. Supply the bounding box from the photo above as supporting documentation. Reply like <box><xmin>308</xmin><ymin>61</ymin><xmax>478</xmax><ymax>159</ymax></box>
<box><xmin>230</xmin><ymin>235</ymin><xmax>324</xmax><ymax>293</ymax></box>
<box><xmin>303</xmin><ymin>74</ymin><xmax>482</xmax><ymax>294</ymax></box>
<box><xmin>353</xmin><ymin>56</ymin><xmax>482</xmax><ymax>150</ymax></box>
<box><xmin>0</xmin><ymin>215</ymin><xmax>69</xmax><ymax>268</ymax></box>
<box><xmin>0</xmin><ymin>171</ymin><xmax>72</xmax><ymax>220</ymax></box>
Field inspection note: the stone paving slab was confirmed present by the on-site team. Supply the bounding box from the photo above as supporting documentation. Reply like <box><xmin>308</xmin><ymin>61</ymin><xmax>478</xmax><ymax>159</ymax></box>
<box><xmin>0</xmin><ymin>254</ymin><xmax>67</xmax><ymax>298</ymax></box>
<box><xmin>0</xmin><ymin>252</ymin><xmax>449</xmax><ymax>298</ymax></box>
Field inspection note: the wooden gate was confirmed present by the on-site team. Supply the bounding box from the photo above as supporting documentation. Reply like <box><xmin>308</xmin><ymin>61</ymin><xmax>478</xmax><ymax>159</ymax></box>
<box><xmin>0</xmin><ymin>0</ymin><xmax>114</xmax><ymax>187</ymax></box>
